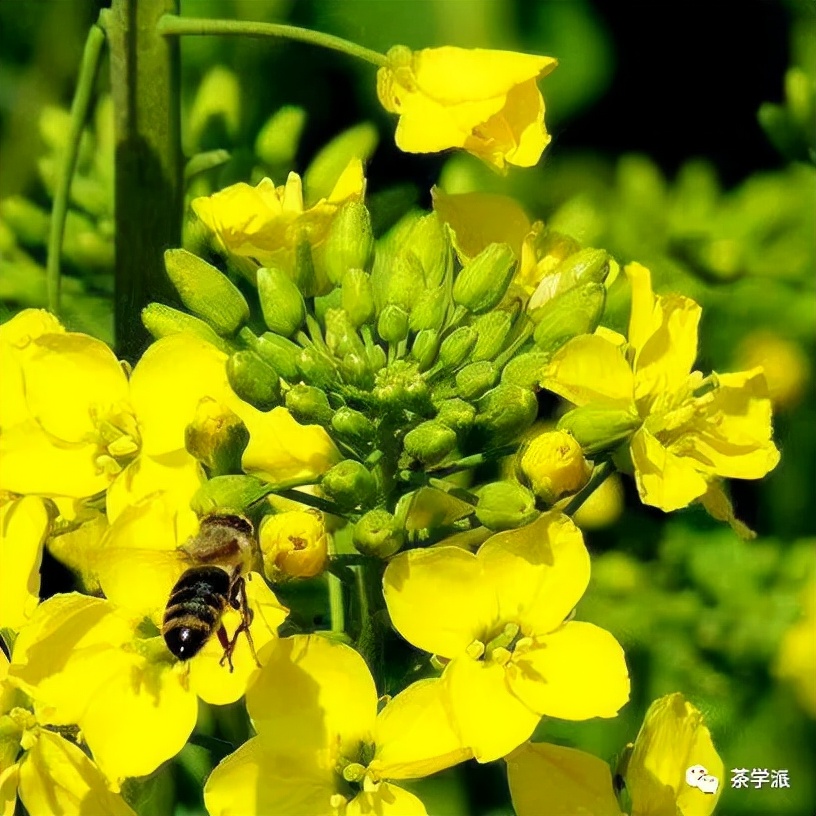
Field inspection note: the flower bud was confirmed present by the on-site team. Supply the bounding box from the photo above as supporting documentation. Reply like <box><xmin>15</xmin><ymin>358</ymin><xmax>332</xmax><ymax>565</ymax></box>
<box><xmin>226</xmin><ymin>351</ymin><xmax>281</xmax><ymax>411</ymax></box>
<box><xmin>257</xmin><ymin>266</ymin><xmax>306</xmax><ymax>337</ymax></box>
<box><xmin>255</xmin><ymin>105</ymin><xmax>306</xmax><ymax>169</ymax></box>
<box><xmin>340</xmin><ymin>352</ymin><xmax>374</xmax><ymax>389</ymax></box>
<box><xmin>191</xmin><ymin>474</ymin><xmax>272</xmax><ymax>516</ymax></box>
<box><xmin>323</xmin><ymin>201</ymin><xmax>374</xmax><ymax>285</ymax></box>
<box><xmin>248</xmin><ymin>331</ymin><xmax>300</xmax><ymax>380</ymax></box>
<box><xmin>406</xmin><ymin>212</ymin><xmax>453</xmax><ymax>288</ymax></box>
<box><xmin>532</xmin><ymin>282</ymin><xmax>606</xmax><ymax>353</ymax></box>
<box><xmin>296</xmin><ymin>347</ymin><xmax>336</xmax><ymax>388</ymax></box>
<box><xmin>353</xmin><ymin>509</ymin><xmax>404</xmax><ymax>558</ymax></box>
<box><xmin>557</xmin><ymin>405</ymin><xmax>640</xmax><ymax>455</ymax></box>
<box><xmin>438</xmin><ymin>326</ymin><xmax>478</xmax><ymax>370</ymax></box>
<box><xmin>341</xmin><ymin>269</ymin><xmax>375</xmax><ymax>327</ymax></box>
<box><xmin>410</xmin><ymin>329</ymin><xmax>441</xmax><ymax>371</ymax></box>
<box><xmin>436</xmin><ymin>398</ymin><xmax>476</xmax><ymax>433</ymax></box>
<box><xmin>321</xmin><ymin>460</ymin><xmax>377</xmax><ymax>510</ymax></box>
<box><xmin>293</xmin><ymin>239</ymin><xmax>318</xmax><ymax>298</ymax></box>
<box><xmin>285</xmin><ymin>383</ymin><xmax>333</xmax><ymax>426</ymax></box>
<box><xmin>0</xmin><ymin>196</ymin><xmax>50</xmax><ymax>244</ymax></box>
<box><xmin>142</xmin><ymin>303</ymin><xmax>232</xmax><ymax>354</ymax></box>
<box><xmin>501</xmin><ymin>351</ymin><xmax>551</xmax><ymax>389</ymax></box>
<box><xmin>331</xmin><ymin>407</ymin><xmax>376</xmax><ymax>451</ymax></box>
<box><xmin>377</xmin><ymin>304</ymin><xmax>410</xmax><ymax>344</ymax></box>
<box><xmin>259</xmin><ymin>509</ymin><xmax>328</xmax><ymax>579</ymax></box>
<box><xmin>381</xmin><ymin>253</ymin><xmax>424</xmax><ymax>312</ymax></box>
<box><xmin>325</xmin><ymin>308</ymin><xmax>365</xmax><ymax>359</ymax></box>
<box><xmin>164</xmin><ymin>249</ymin><xmax>250</xmax><ymax>336</ymax></box>
<box><xmin>474</xmin><ymin>385</ymin><xmax>538</xmax><ymax>445</ymax></box>
<box><xmin>409</xmin><ymin>287</ymin><xmax>449</xmax><ymax>332</ymax></box>
<box><xmin>475</xmin><ymin>481</ymin><xmax>537</xmax><ymax>531</ymax></box>
<box><xmin>471</xmin><ymin>310</ymin><xmax>514</xmax><ymax>361</ymax></box>
<box><xmin>453</xmin><ymin>242</ymin><xmax>516</xmax><ymax>314</ymax></box>
<box><xmin>403</xmin><ymin>420</ymin><xmax>458</xmax><ymax>465</ymax></box>
<box><xmin>185</xmin><ymin>398</ymin><xmax>250</xmax><ymax>475</ymax></box>
<box><xmin>456</xmin><ymin>361</ymin><xmax>497</xmax><ymax>401</ymax></box>
<box><xmin>518</xmin><ymin>430</ymin><xmax>591</xmax><ymax>504</ymax></box>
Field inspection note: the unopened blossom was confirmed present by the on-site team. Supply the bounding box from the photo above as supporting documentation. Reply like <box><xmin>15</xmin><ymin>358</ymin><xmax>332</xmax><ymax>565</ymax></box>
<box><xmin>204</xmin><ymin>634</ymin><xmax>470</xmax><ymax>816</ymax></box>
<box><xmin>383</xmin><ymin>512</ymin><xmax>629</xmax><ymax>762</ymax></box>
<box><xmin>259</xmin><ymin>509</ymin><xmax>328</xmax><ymax>579</ymax></box>
<box><xmin>542</xmin><ymin>263</ymin><xmax>780</xmax><ymax>513</ymax></box>
<box><xmin>518</xmin><ymin>428</ymin><xmax>591</xmax><ymax>504</ymax></box>
<box><xmin>377</xmin><ymin>46</ymin><xmax>557</xmax><ymax>170</ymax></box>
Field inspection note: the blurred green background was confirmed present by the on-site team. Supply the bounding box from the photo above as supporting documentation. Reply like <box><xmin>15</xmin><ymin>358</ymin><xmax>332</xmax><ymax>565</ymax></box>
<box><xmin>1</xmin><ymin>1</ymin><xmax>814</xmax><ymax>815</ymax></box>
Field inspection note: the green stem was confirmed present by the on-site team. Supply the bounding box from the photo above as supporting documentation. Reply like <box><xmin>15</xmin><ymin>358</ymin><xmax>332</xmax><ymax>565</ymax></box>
<box><xmin>108</xmin><ymin>0</ymin><xmax>183</xmax><ymax>361</ymax></box>
<box><xmin>563</xmin><ymin>460</ymin><xmax>614</xmax><ymax>515</ymax></box>
<box><xmin>274</xmin><ymin>488</ymin><xmax>354</xmax><ymax>519</ymax></box>
<box><xmin>157</xmin><ymin>15</ymin><xmax>387</xmax><ymax>67</ymax></box>
<box><xmin>432</xmin><ymin>444</ymin><xmax>519</xmax><ymax>476</ymax></box>
<box><xmin>326</xmin><ymin>537</ymin><xmax>345</xmax><ymax>634</ymax></box>
<box><xmin>46</xmin><ymin>18</ymin><xmax>107</xmax><ymax>314</ymax></box>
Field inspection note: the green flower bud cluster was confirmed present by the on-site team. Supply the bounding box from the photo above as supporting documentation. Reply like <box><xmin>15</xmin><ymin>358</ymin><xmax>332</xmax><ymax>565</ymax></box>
<box><xmin>154</xmin><ymin>198</ymin><xmax>619</xmax><ymax>555</ymax></box>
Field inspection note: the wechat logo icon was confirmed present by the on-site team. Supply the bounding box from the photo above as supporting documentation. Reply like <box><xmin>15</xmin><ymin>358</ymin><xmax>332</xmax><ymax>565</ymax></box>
<box><xmin>686</xmin><ymin>765</ymin><xmax>720</xmax><ymax>794</ymax></box>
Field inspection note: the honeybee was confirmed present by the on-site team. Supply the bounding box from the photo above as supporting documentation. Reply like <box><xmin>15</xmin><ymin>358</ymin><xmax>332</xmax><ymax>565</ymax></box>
<box><xmin>162</xmin><ymin>513</ymin><xmax>262</xmax><ymax>671</ymax></box>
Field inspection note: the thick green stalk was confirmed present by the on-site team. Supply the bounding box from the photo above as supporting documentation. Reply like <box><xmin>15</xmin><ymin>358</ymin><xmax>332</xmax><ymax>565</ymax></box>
<box><xmin>564</xmin><ymin>460</ymin><xmax>615</xmax><ymax>515</ymax></box>
<box><xmin>46</xmin><ymin>19</ymin><xmax>107</xmax><ymax>315</ymax></box>
<box><xmin>108</xmin><ymin>0</ymin><xmax>183</xmax><ymax>360</ymax></box>
<box><xmin>157</xmin><ymin>15</ymin><xmax>387</xmax><ymax>67</ymax></box>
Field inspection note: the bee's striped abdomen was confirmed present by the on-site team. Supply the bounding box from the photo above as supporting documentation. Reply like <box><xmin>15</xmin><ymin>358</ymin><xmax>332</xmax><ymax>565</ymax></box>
<box><xmin>162</xmin><ymin>566</ymin><xmax>230</xmax><ymax>661</ymax></box>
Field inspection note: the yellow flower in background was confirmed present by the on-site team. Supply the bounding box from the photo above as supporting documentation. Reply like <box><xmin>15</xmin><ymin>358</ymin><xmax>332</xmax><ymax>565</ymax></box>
<box><xmin>735</xmin><ymin>329</ymin><xmax>810</xmax><ymax>410</ymax></box>
<box><xmin>626</xmin><ymin>693</ymin><xmax>723</xmax><ymax>816</ymax></box>
<box><xmin>505</xmin><ymin>693</ymin><xmax>723</xmax><ymax>816</ymax></box>
<box><xmin>0</xmin><ymin>496</ymin><xmax>49</xmax><ymax>632</ymax></box>
<box><xmin>542</xmin><ymin>263</ymin><xmax>780</xmax><ymax>513</ymax></box>
<box><xmin>383</xmin><ymin>513</ymin><xmax>629</xmax><ymax>762</ymax></box>
<box><xmin>259</xmin><ymin>509</ymin><xmax>328</xmax><ymax>580</ymax></box>
<box><xmin>1</xmin><ymin>652</ymin><xmax>135</xmax><ymax>816</ymax></box>
<box><xmin>192</xmin><ymin>158</ymin><xmax>365</xmax><ymax>283</ymax></box>
<box><xmin>204</xmin><ymin>634</ymin><xmax>470</xmax><ymax>816</ymax></box>
<box><xmin>776</xmin><ymin>580</ymin><xmax>816</xmax><ymax>718</ymax></box>
<box><xmin>377</xmin><ymin>45</ymin><xmax>557</xmax><ymax>170</ymax></box>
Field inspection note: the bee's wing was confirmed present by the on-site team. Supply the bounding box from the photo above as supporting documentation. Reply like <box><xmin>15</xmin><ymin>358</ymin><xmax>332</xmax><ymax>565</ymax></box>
<box><xmin>95</xmin><ymin>546</ymin><xmax>193</xmax><ymax>624</ymax></box>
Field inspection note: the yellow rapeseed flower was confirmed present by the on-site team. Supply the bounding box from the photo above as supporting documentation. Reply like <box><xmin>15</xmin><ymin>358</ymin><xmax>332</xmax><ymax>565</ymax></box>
<box><xmin>377</xmin><ymin>46</ymin><xmax>557</xmax><ymax>170</ymax></box>
<box><xmin>1</xmin><ymin>652</ymin><xmax>135</xmax><ymax>816</ymax></box>
<box><xmin>191</xmin><ymin>159</ymin><xmax>365</xmax><ymax>286</ymax></box>
<box><xmin>542</xmin><ymin>263</ymin><xmax>780</xmax><ymax>513</ymax></box>
<box><xmin>204</xmin><ymin>634</ymin><xmax>471</xmax><ymax>816</ymax></box>
<box><xmin>776</xmin><ymin>580</ymin><xmax>816</xmax><ymax>718</ymax></box>
<box><xmin>259</xmin><ymin>509</ymin><xmax>328</xmax><ymax>580</ymax></box>
<box><xmin>8</xmin><ymin>494</ymin><xmax>288</xmax><ymax>783</ymax></box>
<box><xmin>506</xmin><ymin>693</ymin><xmax>723</xmax><ymax>816</ymax></box>
<box><xmin>0</xmin><ymin>316</ymin><xmax>339</xmax><ymax>512</ymax></box>
<box><xmin>383</xmin><ymin>513</ymin><xmax>629</xmax><ymax>762</ymax></box>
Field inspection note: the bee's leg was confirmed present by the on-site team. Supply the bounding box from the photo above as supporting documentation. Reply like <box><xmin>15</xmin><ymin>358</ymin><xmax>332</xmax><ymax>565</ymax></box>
<box><xmin>222</xmin><ymin>575</ymin><xmax>261</xmax><ymax>670</ymax></box>
<box><xmin>216</xmin><ymin>624</ymin><xmax>236</xmax><ymax>672</ymax></box>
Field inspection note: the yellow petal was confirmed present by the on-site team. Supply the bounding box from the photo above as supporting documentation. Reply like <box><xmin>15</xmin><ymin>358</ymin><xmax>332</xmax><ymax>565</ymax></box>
<box><xmin>506</xmin><ymin>742</ymin><xmax>623</xmax><ymax>816</ymax></box>
<box><xmin>0</xmin><ymin>419</ymin><xmax>106</xmax><ymax>499</ymax></box>
<box><xmin>129</xmin><ymin>335</ymin><xmax>232</xmax><ymax>457</ymax></box>
<box><xmin>0</xmin><ymin>341</ymin><xmax>28</xmax><ymax>430</ymax></box>
<box><xmin>21</xmin><ymin>333</ymin><xmax>129</xmax><ymax>444</ymax></box>
<box><xmin>189</xmin><ymin>573</ymin><xmax>287</xmax><ymax>706</ymax></box>
<box><xmin>633</xmin><ymin>294</ymin><xmax>701</xmax><ymax>407</ymax></box>
<box><xmin>240</xmin><ymin>406</ymin><xmax>341</xmax><ymax>487</ymax></box>
<box><xmin>432</xmin><ymin>188</ymin><xmax>531</xmax><ymax>260</ymax></box>
<box><xmin>0</xmin><ymin>309</ymin><xmax>63</xmax><ymax>347</ymax></box>
<box><xmin>204</xmin><ymin>736</ymin><xmax>336</xmax><ymax>816</ymax></box>
<box><xmin>9</xmin><ymin>594</ymin><xmax>133</xmax><ymax>726</ymax></box>
<box><xmin>0</xmin><ymin>763</ymin><xmax>18</xmax><ymax>816</ymax></box>
<box><xmin>79</xmin><ymin>654</ymin><xmax>198</xmax><ymax>783</ymax></box>
<box><xmin>372</xmin><ymin>678</ymin><xmax>470</xmax><ymax>780</ymax></box>
<box><xmin>106</xmin><ymin>450</ymin><xmax>204</xmax><ymax>524</ymax></box>
<box><xmin>0</xmin><ymin>497</ymin><xmax>48</xmax><ymax>631</ymax></box>
<box><xmin>347</xmin><ymin>783</ymin><xmax>427</xmax><ymax>816</ymax></box>
<box><xmin>625</xmin><ymin>262</ymin><xmax>661</xmax><ymax>359</ymax></box>
<box><xmin>477</xmin><ymin>513</ymin><xmax>590</xmax><ymax>636</ymax></box>
<box><xmin>17</xmin><ymin>730</ymin><xmax>135</xmax><ymax>816</ymax></box>
<box><xmin>443</xmin><ymin>656</ymin><xmax>539</xmax><ymax>763</ymax></box>
<box><xmin>383</xmin><ymin>547</ymin><xmax>498</xmax><ymax>658</ymax></box>
<box><xmin>542</xmin><ymin>335</ymin><xmax>635</xmax><ymax>409</ymax></box>
<box><xmin>509</xmin><ymin>622</ymin><xmax>629</xmax><ymax>720</ymax></box>
<box><xmin>627</xmin><ymin>693</ymin><xmax>723</xmax><ymax>816</ymax></box>
<box><xmin>247</xmin><ymin>635</ymin><xmax>377</xmax><ymax>760</ymax></box>
<box><xmin>631</xmin><ymin>427</ymin><xmax>709</xmax><ymax>511</ymax></box>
